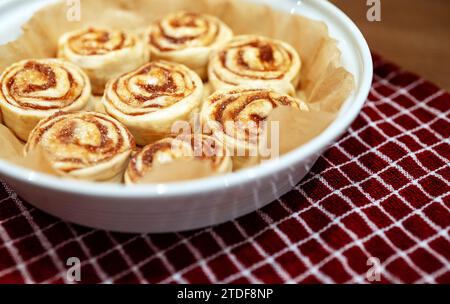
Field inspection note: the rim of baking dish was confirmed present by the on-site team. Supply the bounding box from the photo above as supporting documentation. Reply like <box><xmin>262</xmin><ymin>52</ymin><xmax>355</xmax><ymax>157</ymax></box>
<box><xmin>0</xmin><ymin>0</ymin><xmax>373</xmax><ymax>198</ymax></box>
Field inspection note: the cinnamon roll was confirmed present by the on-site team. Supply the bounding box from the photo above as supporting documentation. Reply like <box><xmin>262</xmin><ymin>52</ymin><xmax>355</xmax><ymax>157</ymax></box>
<box><xmin>125</xmin><ymin>134</ymin><xmax>232</xmax><ymax>184</ymax></box>
<box><xmin>201</xmin><ymin>88</ymin><xmax>308</xmax><ymax>169</ymax></box>
<box><xmin>147</xmin><ymin>11</ymin><xmax>233</xmax><ymax>79</ymax></box>
<box><xmin>58</xmin><ymin>27</ymin><xmax>148</xmax><ymax>95</ymax></box>
<box><xmin>25</xmin><ymin>111</ymin><xmax>135</xmax><ymax>182</ymax></box>
<box><xmin>102</xmin><ymin>61</ymin><xmax>204</xmax><ymax>145</ymax></box>
<box><xmin>208</xmin><ymin>35</ymin><xmax>301</xmax><ymax>96</ymax></box>
<box><xmin>0</xmin><ymin>59</ymin><xmax>91</xmax><ymax>141</ymax></box>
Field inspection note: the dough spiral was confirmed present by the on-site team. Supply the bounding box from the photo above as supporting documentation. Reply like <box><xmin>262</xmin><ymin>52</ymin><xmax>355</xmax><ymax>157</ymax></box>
<box><xmin>148</xmin><ymin>11</ymin><xmax>233</xmax><ymax>79</ymax></box>
<box><xmin>102</xmin><ymin>61</ymin><xmax>204</xmax><ymax>145</ymax></box>
<box><xmin>208</xmin><ymin>35</ymin><xmax>301</xmax><ymax>96</ymax></box>
<box><xmin>25</xmin><ymin>111</ymin><xmax>135</xmax><ymax>182</ymax></box>
<box><xmin>125</xmin><ymin>134</ymin><xmax>232</xmax><ymax>184</ymax></box>
<box><xmin>0</xmin><ymin>58</ymin><xmax>91</xmax><ymax>141</ymax></box>
<box><xmin>58</xmin><ymin>27</ymin><xmax>148</xmax><ymax>95</ymax></box>
<box><xmin>201</xmin><ymin>88</ymin><xmax>307</xmax><ymax>168</ymax></box>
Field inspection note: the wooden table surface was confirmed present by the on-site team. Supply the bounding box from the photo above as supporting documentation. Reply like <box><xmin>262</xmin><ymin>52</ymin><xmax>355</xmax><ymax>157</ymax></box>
<box><xmin>330</xmin><ymin>0</ymin><xmax>450</xmax><ymax>90</ymax></box>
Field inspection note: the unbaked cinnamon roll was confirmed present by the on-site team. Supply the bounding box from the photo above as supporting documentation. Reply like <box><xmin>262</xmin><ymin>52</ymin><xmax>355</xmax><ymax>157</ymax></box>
<box><xmin>0</xmin><ymin>59</ymin><xmax>91</xmax><ymax>141</ymax></box>
<box><xmin>102</xmin><ymin>61</ymin><xmax>204</xmax><ymax>145</ymax></box>
<box><xmin>125</xmin><ymin>134</ymin><xmax>232</xmax><ymax>184</ymax></box>
<box><xmin>58</xmin><ymin>27</ymin><xmax>148</xmax><ymax>95</ymax></box>
<box><xmin>208</xmin><ymin>35</ymin><xmax>301</xmax><ymax>96</ymax></box>
<box><xmin>25</xmin><ymin>111</ymin><xmax>135</xmax><ymax>182</ymax></box>
<box><xmin>201</xmin><ymin>88</ymin><xmax>308</xmax><ymax>169</ymax></box>
<box><xmin>147</xmin><ymin>11</ymin><xmax>233</xmax><ymax>79</ymax></box>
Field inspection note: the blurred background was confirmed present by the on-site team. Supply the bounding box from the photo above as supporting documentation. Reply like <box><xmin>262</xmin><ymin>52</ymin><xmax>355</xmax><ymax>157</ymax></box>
<box><xmin>330</xmin><ymin>0</ymin><xmax>450</xmax><ymax>90</ymax></box>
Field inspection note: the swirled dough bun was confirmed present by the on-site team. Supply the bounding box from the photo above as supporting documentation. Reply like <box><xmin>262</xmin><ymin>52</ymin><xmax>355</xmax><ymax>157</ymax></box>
<box><xmin>58</xmin><ymin>27</ymin><xmax>149</xmax><ymax>95</ymax></box>
<box><xmin>102</xmin><ymin>61</ymin><xmax>204</xmax><ymax>145</ymax></box>
<box><xmin>208</xmin><ymin>35</ymin><xmax>301</xmax><ymax>96</ymax></box>
<box><xmin>147</xmin><ymin>11</ymin><xmax>233</xmax><ymax>79</ymax></box>
<box><xmin>25</xmin><ymin>111</ymin><xmax>135</xmax><ymax>182</ymax></box>
<box><xmin>0</xmin><ymin>59</ymin><xmax>91</xmax><ymax>141</ymax></box>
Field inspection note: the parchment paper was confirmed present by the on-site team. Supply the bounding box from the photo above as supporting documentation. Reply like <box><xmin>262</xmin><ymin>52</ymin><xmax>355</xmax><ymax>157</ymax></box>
<box><xmin>0</xmin><ymin>0</ymin><xmax>354</xmax><ymax>182</ymax></box>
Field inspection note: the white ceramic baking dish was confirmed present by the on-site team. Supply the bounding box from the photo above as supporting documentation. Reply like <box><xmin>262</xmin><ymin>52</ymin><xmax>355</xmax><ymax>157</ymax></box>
<box><xmin>0</xmin><ymin>0</ymin><xmax>372</xmax><ymax>233</ymax></box>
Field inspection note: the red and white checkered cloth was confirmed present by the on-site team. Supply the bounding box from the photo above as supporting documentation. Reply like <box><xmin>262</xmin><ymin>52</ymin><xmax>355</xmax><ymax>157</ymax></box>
<box><xmin>0</xmin><ymin>54</ymin><xmax>449</xmax><ymax>284</ymax></box>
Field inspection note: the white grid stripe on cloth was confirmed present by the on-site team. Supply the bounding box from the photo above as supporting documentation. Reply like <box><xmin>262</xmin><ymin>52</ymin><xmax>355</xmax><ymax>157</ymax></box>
<box><xmin>1</xmin><ymin>184</ymin><xmax>70</xmax><ymax>283</ymax></box>
<box><xmin>104</xmin><ymin>232</ymin><xmax>148</xmax><ymax>283</ymax></box>
<box><xmin>153</xmin><ymin>159</ymin><xmax>447</xmax><ymax>284</ymax></box>
<box><xmin>141</xmin><ymin>235</ymin><xmax>186</xmax><ymax>283</ymax></box>
<box><xmin>0</xmin><ymin>188</ymin><xmax>34</xmax><ymax>283</ymax></box>
<box><xmin>173</xmin><ymin>233</ymin><xmax>219</xmax><ymax>283</ymax></box>
<box><xmin>231</xmin><ymin>219</ymin><xmax>296</xmax><ymax>283</ymax></box>
<box><xmin>272</xmin><ymin>199</ymin><xmax>367</xmax><ymax>283</ymax></box>
<box><xmin>214</xmin><ymin>165</ymin><xmax>448</xmax><ymax>284</ymax></box>
<box><xmin>206</xmin><ymin>228</ymin><xmax>263</xmax><ymax>283</ymax></box>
